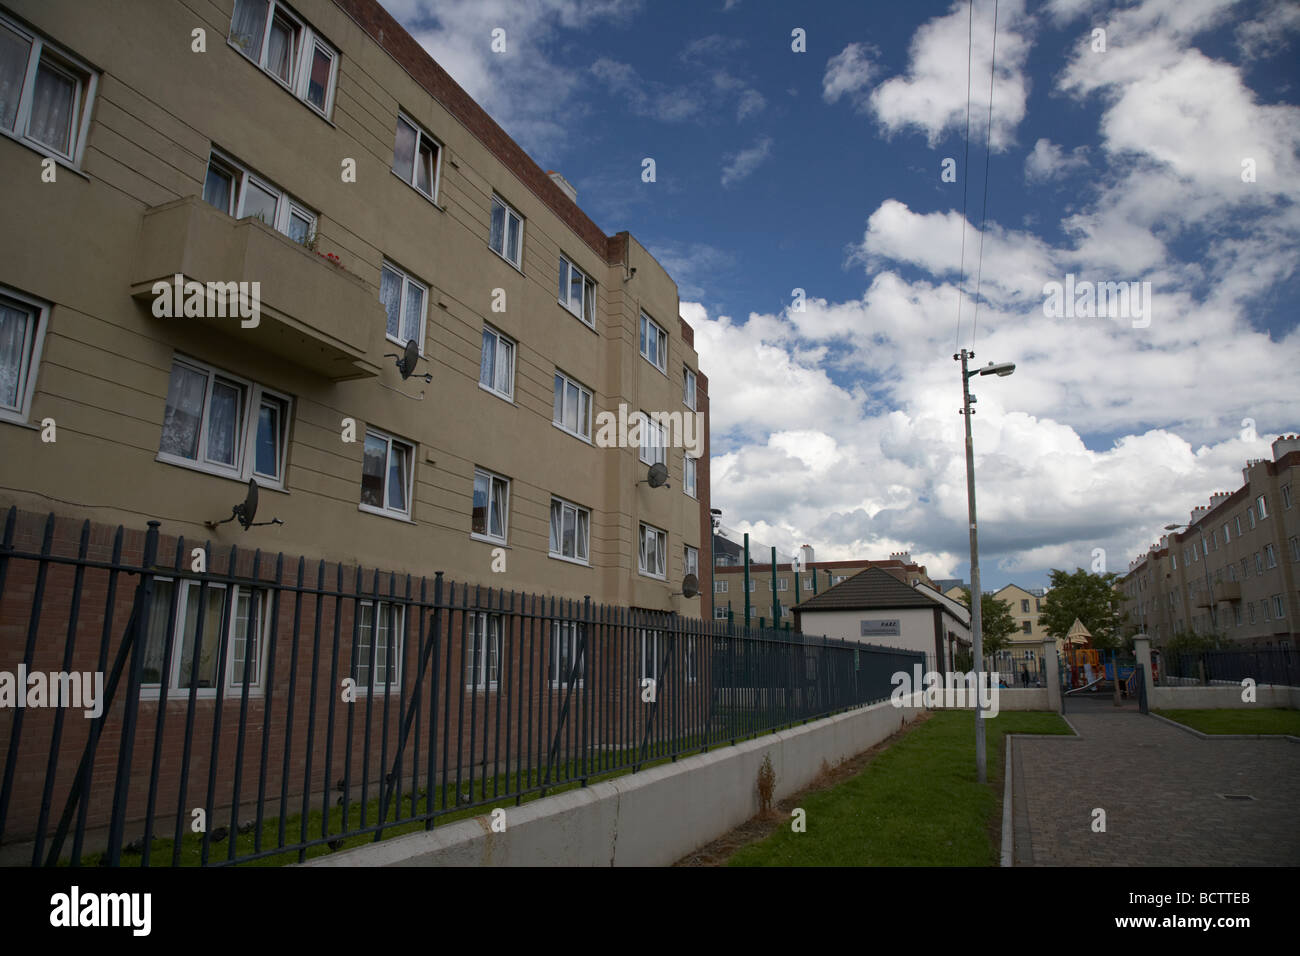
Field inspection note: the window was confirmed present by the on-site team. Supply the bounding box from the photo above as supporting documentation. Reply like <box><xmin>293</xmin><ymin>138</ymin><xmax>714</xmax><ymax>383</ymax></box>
<box><xmin>805</xmin><ymin>578</ymin><xmax>816</xmax><ymax>590</ymax></box>
<box><xmin>228</xmin><ymin>0</ymin><xmax>338</xmax><ymax>116</ymax></box>
<box><xmin>1222</xmin><ymin>522</ymin><xmax>1230</xmax><ymax>544</ymax></box>
<box><xmin>0</xmin><ymin>13</ymin><xmax>97</xmax><ymax>164</ymax></box>
<box><xmin>684</xmin><ymin>454</ymin><xmax>697</xmax><ymax>498</ymax></box>
<box><xmin>478</xmin><ymin>326</ymin><xmax>515</xmax><ymax>401</ymax></box>
<box><xmin>683</xmin><ymin>367</ymin><xmax>697</xmax><ymax>410</ymax></box>
<box><xmin>489</xmin><ymin>195</ymin><xmax>523</xmax><ymax>269</ymax></box>
<box><xmin>638</xmin><ymin>523</ymin><xmax>666</xmax><ymax>579</ymax></box>
<box><xmin>1035</xmin><ymin>598</ymin><xmax>1041</xmax><ymax>611</ymax></box>
<box><xmin>833</xmin><ymin>575</ymin><xmax>848</xmax><ymax>584</ymax></box>
<box><xmin>1264</xmin><ymin>544</ymin><xmax>1277</xmax><ymax>569</ymax></box>
<box><xmin>1211</xmin><ymin>530</ymin><xmax>1218</xmax><ymax>551</ymax></box>
<box><xmin>1256</xmin><ymin>495</ymin><xmax>1268</xmax><ymax>520</ymax></box>
<box><xmin>158</xmin><ymin>356</ymin><xmax>292</xmax><ymax>487</ymax></box>
<box><xmin>685</xmin><ymin>545</ymin><xmax>699</xmax><ymax>580</ymax></box>
<box><xmin>1282</xmin><ymin>484</ymin><xmax>1293</xmax><ymax>510</ymax></box>
<box><xmin>714</xmin><ymin>605</ymin><xmax>729</xmax><ymax>620</ymax></box>
<box><xmin>1235</xmin><ymin>515</ymin><xmax>1243</xmax><ymax>535</ymax></box>
<box><xmin>1234</xmin><ymin>604</ymin><xmax>1243</xmax><ymax>627</ymax></box>
<box><xmin>203</xmin><ymin>150</ymin><xmax>316</xmax><ymax>244</ymax></box>
<box><xmin>1255</xmin><ymin>552</ymin><xmax>1263</xmax><ymax>575</ymax></box>
<box><xmin>379</xmin><ymin>261</ymin><xmax>427</xmax><ymax>350</ymax></box>
<box><xmin>1021</xmin><ymin>599</ymin><xmax>1030</xmax><ymax>613</ymax></box>
<box><xmin>141</xmin><ymin>580</ymin><xmax>267</xmax><ymax>696</ymax></box>
<box><xmin>1171</xmin><ymin>554</ymin><xmax>1177</xmax><ymax>569</ymax></box>
<box><xmin>1248</xmin><ymin>602</ymin><xmax>1256</xmax><ymax>625</ymax></box>
<box><xmin>715</xmin><ymin>580</ymin><xmax>729</xmax><ymax>593</ymax></box>
<box><xmin>1273</xmin><ymin>595</ymin><xmax>1285</xmax><ymax>619</ymax></box>
<box><xmin>552</xmin><ymin>371</ymin><xmax>592</xmax><ymax>441</ymax></box>
<box><xmin>639</xmin><ymin>629</ymin><xmax>664</xmax><ymax>680</ymax></box>
<box><xmin>0</xmin><ymin>286</ymin><xmax>48</xmax><ymax>424</ymax></box>
<box><xmin>550</xmin><ymin>622</ymin><xmax>585</xmax><ymax>687</ymax></box>
<box><xmin>557</xmin><ymin>255</ymin><xmax>596</xmax><ymax>326</ymax></box>
<box><xmin>639</xmin><ymin>313</ymin><xmax>667</xmax><ymax>373</ymax></box>
<box><xmin>392</xmin><ymin>112</ymin><xmax>441</xmax><ymax>201</ymax></box>
<box><xmin>1202</xmin><ymin>538</ymin><xmax>1209</xmax><ymax>556</ymax></box>
<box><xmin>465</xmin><ymin>612</ymin><xmax>501</xmax><ymax>690</ymax></box>
<box><xmin>767</xmin><ymin>579</ymin><xmax>788</xmax><ymax>591</ymax></box>
<box><xmin>359</xmin><ymin>427</ymin><xmax>413</xmax><ymax>518</ymax></box>
<box><xmin>471</xmin><ymin>468</ymin><xmax>510</xmax><ymax>543</ymax></box>
<box><xmin>1290</xmin><ymin>536</ymin><xmax>1299</xmax><ymax>563</ymax></box>
<box><xmin>355</xmin><ymin>602</ymin><xmax>402</xmax><ymax>694</ymax></box>
<box><xmin>549</xmin><ymin>496</ymin><xmax>590</xmax><ymax>564</ymax></box>
<box><xmin>1248</xmin><ymin>508</ymin><xmax>1256</xmax><ymax>530</ymax></box>
<box><xmin>638</xmin><ymin>412</ymin><xmax>666</xmax><ymax>467</ymax></box>
<box><xmin>1241</xmin><ymin>558</ymin><xmax>1249</xmax><ymax>579</ymax></box>
<box><xmin>1021</xmin><ymin>621</ymin><xmax>1033</xmax><ymax>634</ymax></box>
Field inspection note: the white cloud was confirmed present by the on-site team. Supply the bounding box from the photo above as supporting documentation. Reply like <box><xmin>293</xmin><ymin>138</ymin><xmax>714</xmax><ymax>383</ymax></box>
<box><xmin>821</xmin><ymin>42</ymin><xmax>879</xmax><ymax>111</ymax></box>
<box><xmin>1024</xmin><ymin>138</ymin><xmax>1089</xmax><ymax>182</ymax></box>
<box><xmin>720</xmin><ymin>137</ymin><xmax>773</xmax><ymax>187</ymax></box>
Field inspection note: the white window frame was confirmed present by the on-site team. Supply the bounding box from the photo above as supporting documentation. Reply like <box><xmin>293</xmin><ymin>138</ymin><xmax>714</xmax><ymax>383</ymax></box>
<box><xmin>549</xmin><ymin>496</ymin><xmax>590</xmax><ymax>565</ymax></box>
<box><xmin>638</xmin><ymin>523</ymin><xmax>667</xmax><ymax>579</ymax></box>
<box><xmin>489</xmin><ymin>194</ymin><xmax>524</xmax><ymax>270</ymax></box>
<box><xmin>466</xmin><ymin>611</ymin><xmax>502</xmax><ymax>691</ymax></box>
<box><xmin>1290</xmin><ymin>536</ymin><xmax>1300</xmax><ymax>563</ymax></box>
<box><xmin>685</xmin><ymin>545</ymin><xmax>699</xmax><ymax>581</ymax></box>
<box><xmin>479</xmin><ymin>325</ymin><xmax>515</xmax><ymax>401</ymax></box>
<box><xmin>0</xmin><ymin>285</ymin><xmax>49</xmax><ymax>425</ymax></box>
<box><xmin>1264</xmin><ymin>544</ymin><xmax>1277</xmax><ymax>569</ymax></box>
<box><xmin>0</xmin><ymin>12</ymin><xmax>98</xmax><ymax>167</ymax></box>
<box><xmin>683</xmin><ymin>366</ymin><xmax>697</xmax><ymax>410</ymax></box>
<box><xmin>471</xmin><ymin>467</ymin><xmax>510</xmax><ymax>544</ymax></box>
<box><xmin>379</xmin><ymin>260</ymin><xmax>428</xmax><ymax>352</ymax></box>
<box><xmin>1248</xmin><ymin>508</ymin><xmax>1256</xmax><ymax>530</ymax></box>
<box><xmin>392</xmin><ymin>111</ymin><xmax>442</xmax><ymax>202</ymax></box>
<box><xmin>1282</xmin><ymin>484</ymin><xmax>1293</xmax><ymax>510</ymax></box>
<box><xmin>683</xmin><ymin>454</ymin><xmax>697</xmax><ymax>498</ymax></box>
<box><xmin>549</xmin><ymin>621</ymin><xmax>585</xmax><ymax>688</ymax></box>
<box><xmin>227</xmin><ymin>0</ymin><xmax>339</xmax><ymax>118</ymax></box>
<box><xmin>1222</xmin><ymin>522</ymin><xmax>1230</xmax><ymax>544</ymax></box>
<box><xmin>353</xmin><ymin>601</ymin><xmax>404</xmax><ymax>696</ymax></box>
<box><xmin>203</xmin><ymin>149</ymin><xmax>317</xmax><ymax>243</ymax></box>
<box><xmin>638</xmin><ymin>412</ymin><xmax>666</xmax><ymax>467</ymax></box>
<box><xmin>358</xmin><ymin>426</ymin><xmax>415</xmax><ymax>520</ymax></box>
<box><xmin>1256</xmin><ymin>495</ymin><xmax>1268</xmax><ymax>520</ymax></box>
<box><xmin>639</xmin><ymin>312</ymin><xmax>667</xmax><ymax>374</ymax></box>
<box><xmin>157</xmin><ymin>355</ymin><xmax>293</xmax><ymax>489</ymax></box>
<box><xmin>140</xmin><ymin>579</ymin><xmax>269</xmax><ymax>698</ymax></box>
<box><xmin>557</xmin><ymin>255</ymin><xmax>596</xmax><ymax>327</ymax></box>
<box><xmin>1273</xmin><ymin>595</ymin><xmax>1285</xmax><ymax>619</ymax></box>
<box><xmin>552</xmin><ymin>370</ymin><xmax>593</xmax><ymax>442</ymax></box>
<box><xmin>715</xmin><ymin>580</ymin><xmax>729</xmax><ymax>593</ymax></box>
<box><xmin>714</xmin><ymin>604</ymin><xmax>729</xmax><ymax>620</ymax></box>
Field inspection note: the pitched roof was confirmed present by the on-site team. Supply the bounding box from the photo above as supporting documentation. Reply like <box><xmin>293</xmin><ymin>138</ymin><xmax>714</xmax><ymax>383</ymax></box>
<box><xmin>795</xmin><ymin>567</ymin><xmax>953</xmax><ymax>613</ymax></box>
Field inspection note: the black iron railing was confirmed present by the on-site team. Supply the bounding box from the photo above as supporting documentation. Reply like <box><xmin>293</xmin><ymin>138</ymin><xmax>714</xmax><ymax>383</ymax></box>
<box><xmin>1159</xmin><ymin>647</ymin><xmax>1298</xmax><ymax>688</ymax></box>
<box><xmin>0</xmin><ymin>510</ymin><xmax>923</xmax><ymax>866</ymax></box>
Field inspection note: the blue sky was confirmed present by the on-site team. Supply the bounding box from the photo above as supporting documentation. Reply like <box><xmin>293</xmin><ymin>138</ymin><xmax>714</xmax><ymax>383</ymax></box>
<box><xmin>381</xmin><ymin>0</ymin><xmax>1300</xmax><ymax>591</ymax></box>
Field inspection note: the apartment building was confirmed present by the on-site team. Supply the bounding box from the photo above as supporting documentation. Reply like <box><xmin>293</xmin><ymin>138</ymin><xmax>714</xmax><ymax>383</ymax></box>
<box><xmin>1120</xmin><ymin>436</ymin><xmax>1300</xmax><ymax>648</ymax></box>
<box><xmin>942</xmin><ymin>582</ymin><xmax>1049</xmax><ymax>680</ymax></box>
<box><xmin>0</xmin><ymin>0</ymin><xmax>710</xmax><ymax>615</ymax></box>
<box><xmin>714</xmin><ymin>547</ymin><xmax>934</xmax><ymax>624</ymax></box>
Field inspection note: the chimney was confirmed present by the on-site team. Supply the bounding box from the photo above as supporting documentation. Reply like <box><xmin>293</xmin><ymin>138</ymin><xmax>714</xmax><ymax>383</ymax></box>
<box><xmin>889</xmin><ymin>551</ymin><xmax>911</xmax><ymax>564</ymax></box>
<box><xmin>547</xmin><ymin>171</ymin><xmax>577</xmax><ymax>203</ymax></box>
<box><xmin>1274</xmin><ymin>434</ymin><xmax>1300</xmax><ymax>461</ymax></box>
<box><xmin>1190</xmin><ymin>505</ymin><xmax>1208</xmax><ymax>525</ymax></box>
<box><xmin>799</xmin><ymin>544</ymin><xmax>815</xmax><ymax>569</ymax></box>
<box><xmin>1209</xmin><ymin>491</ymin><xmax>1230</xmax><ymax>510</ymax></box>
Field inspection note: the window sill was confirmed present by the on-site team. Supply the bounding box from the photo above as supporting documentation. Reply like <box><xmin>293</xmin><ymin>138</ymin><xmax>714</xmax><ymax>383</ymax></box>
<box><xmin>470</xmin><ymin>533</ymin><xmax>508</xmax><ymax>547</ymax></box>
<box><xmin>0</xmin><ymin>412</ymin><xmax>39</xmax><ymax>430</ymax></box>
<box><xmin>637</xmin><ymin>570</ymin><xmax>667</xmax><ymax>582</ymax></box>
<box><xmin>489</xmin><ymin>245</ymin><xmax>525</xmax><ymax>275</ymax></box>
<box><xmin>640</xmin><ymin>357</ymin><xmax>668</xmax><ymax>377</ymax></box>
<box><xmin>358</xmin><ymin>503</ymin><xmax>416</xmax><ymax>524</ymax></box>
<box><xmin>478</xmin><ymin>382</ymin><xmax>516</xmax><ymax>405</ymax></box>
<box><xmin>558</xmin><ymin>300</ymin><xmax>597</xmax><ymax>333</ymax></box>
<box><xmin>156</xmin><ymin>454</ymin><xmax>289</xmax><ymax>493</ymax></box>
<box><xmin>140</xmin><ymin>688</ymin><xmax>263</xmax><ymax>701</ymax></box>
<box><xmin>548</xmin><ymin>552</ymin><xmax>591</xmax><ymax>568</ymax></box>
<box><xmin>391</xmin><ymin>169</ymin><xmax>444</xmax><ymax>211</ymax></box>
<box><xmin>0</xmin><ymin>127</ymin><xmax>90</xmax><ymax>180</ymax></box>
<box><xmin>385</xmin><ymin>332</ymin><xmax>426</xmax><ymax>359</ymax></box>
<box><xmin>551</xmin><ymin>421</ymin><xmax>594</xmax><ymax>445</ymax></box>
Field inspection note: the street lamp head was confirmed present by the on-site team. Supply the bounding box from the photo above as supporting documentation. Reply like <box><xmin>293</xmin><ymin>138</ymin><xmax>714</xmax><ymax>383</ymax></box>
<box><xmin>1163</xmin><ymin>524</ymin><xmax>1183</xmax><ymax>531</ymax></box>
<box><xmin>979</xmin><ymin>361</ymin><xmax>1016</xmax><ymax>377</ymax></box>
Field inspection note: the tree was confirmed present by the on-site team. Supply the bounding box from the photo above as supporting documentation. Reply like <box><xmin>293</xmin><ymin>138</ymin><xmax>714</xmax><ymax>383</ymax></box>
<box><xmin>1038</xmin><ymin>568</ymin><xmax>1129</xmax><ymax>650</ymax></box>
<box><xmin>956</xmin><ymin>588</ymin><xmax>1018</xmax><ymax>660</ymax></box>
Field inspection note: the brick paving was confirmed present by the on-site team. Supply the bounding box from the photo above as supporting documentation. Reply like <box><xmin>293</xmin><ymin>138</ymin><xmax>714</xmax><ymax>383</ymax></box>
<box><xmin>1012</xmin><ymin>697</ymin><xmax>1300</xmax><ymax>866</ymax></box>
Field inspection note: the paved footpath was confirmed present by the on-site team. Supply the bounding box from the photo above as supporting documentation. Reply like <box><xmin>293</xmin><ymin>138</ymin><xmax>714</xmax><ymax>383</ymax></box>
<box><xmin>1012</xmin><ymin>698</ymin><xmax>1300</xmax><ymax>866</ymax></box>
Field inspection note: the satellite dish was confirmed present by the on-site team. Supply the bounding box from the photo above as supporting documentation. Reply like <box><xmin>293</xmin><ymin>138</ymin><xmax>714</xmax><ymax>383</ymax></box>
<box><xmin>384</xmin><ymin>337</ymin><xmax>432</xmax><ymax>384</ymax></box>
<box><xmin>647</xmin><ymin>462</ymin><xmax>668</xmax><ymax>487</ymax></box>
<box><xmin>681</xmin><ymin>573</ymin><xmax>699</xmax><ymax>599</ymax></box>
<box><xmin>205</xmin><ymin>477</ymin><xmax>284</xmax><ymax>531</ymax></box>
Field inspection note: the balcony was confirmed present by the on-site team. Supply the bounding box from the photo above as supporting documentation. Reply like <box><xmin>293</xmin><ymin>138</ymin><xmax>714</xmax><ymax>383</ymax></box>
<box><xmin>130</xmin><ymin>197</ymin><xmax>383</xmax><ymax>380</ymax></box>
<box><xmin>1215</xmin><ymin>580</ymin><xmax>1242</xmax><ymax>603</ymax></box>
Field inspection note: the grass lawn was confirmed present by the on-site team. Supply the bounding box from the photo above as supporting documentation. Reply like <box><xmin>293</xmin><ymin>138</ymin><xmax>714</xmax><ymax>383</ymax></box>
<box><xmin>727</xmin><ymin>710</ymin><xmax>1071</xmax><ymax>867</ymax></box>
<box><xmin>1154</xmin><ymin>708</ymin><xmax>1300</xmax><ymax>736</ymax></box>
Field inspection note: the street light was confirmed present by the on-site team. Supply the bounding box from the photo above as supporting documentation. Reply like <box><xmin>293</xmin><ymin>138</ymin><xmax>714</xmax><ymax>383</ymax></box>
<box><xmin>955</xmin><ymin>349</ymin><xmax>1016</xmax><ymax>784</ymax></box>
<box><xmin>710</xmin><ymin>509</ymin><xmax>722</xmax><ymax>619</ymax></box>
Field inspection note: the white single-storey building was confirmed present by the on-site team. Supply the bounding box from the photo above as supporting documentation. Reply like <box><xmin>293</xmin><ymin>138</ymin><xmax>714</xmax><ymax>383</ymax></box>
<box><xmin>793</xmin><ymin>567</ymin><xmax>972</xmax><ymax>673</ymax></box>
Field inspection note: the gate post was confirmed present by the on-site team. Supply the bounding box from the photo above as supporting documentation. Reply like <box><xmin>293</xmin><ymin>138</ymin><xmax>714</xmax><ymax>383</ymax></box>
<box><xmin>1133</xmin><ymin>636</ymin><xmax>1154</xmax><ymax>709</ymax></box>
<box><xmin>1041</xmin><ymin>638</ymin><xmax>1062</xmax><ymax>713</ymax></box>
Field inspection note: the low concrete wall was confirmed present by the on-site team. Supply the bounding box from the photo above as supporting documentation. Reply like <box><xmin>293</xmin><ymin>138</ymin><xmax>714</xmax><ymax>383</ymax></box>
<box><xmin>1151</xmin><ymin>683</ymin><xmax>1300</xmax><ymax>710</ymax></box>
<box><xmin>303</xmin><ymin>700</ymin><xmax>921</xmax><ymax>867</ymax></box>
<box><xmin>994</xmin><ymin>688</ymin><xmax>1051</xmax><ymax>711</ymax></box>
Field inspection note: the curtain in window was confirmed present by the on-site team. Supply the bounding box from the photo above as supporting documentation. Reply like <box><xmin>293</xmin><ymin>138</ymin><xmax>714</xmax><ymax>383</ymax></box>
<box><xmin>495</xmin><ymin>338</ymin><xmax>513</xmax><ymax>395</ymax></box>
<box><xmin>307</xmin><ymin>45</ymin><xmax>331</xmax><ymax>110</ymax></box>
<box><xmin>179</xmin><ymin>583</ymin><xmax>225</xmax><ymax>689</ymax></box>
<box><xmin>549</xmin><ymin>499</ymin><xmax>562</xmax><ymax>553</ymax></box>
<box><xmin>27</xmin><ymin>63</ymin><xmax>74</xmax><ymax>155</ymax></box>
<box><xmin>552</xmin><ymin>375</ymin><xmax>563</xmax><ymax>425</ymax></box>
<box><xmin>230</xmin><ymin>591</ymin><xmax>260</xmax><ymax>684</ymax></box>
<box><xmin>0</xmin><ymin>24</ymin><xmax>31</xmax><ymax>131</ymax></box>
<box><xmin>506</xmin><ymin>214</ymin><xmax>520</xmax><ymax>264</ymax></box>
<box><xmin>392</xmin><ymin>119</ymin><xmax>416</xmax><ymax>178</ymax></box>
<box><xmin>360</xmin><ymin>433</ymin><xmax>387</xmax><ymax>508</ymax></box>
<box><xmin>0</xmin><ymin>302</ymin><xmax>30</xmax><ymax>410</ymax></box>
<box><xmin>141</xmin><ymin>579</ymin><xmax>175</xmax><ymax>686</ymax></box>
<box><xmin>160</xmin><ymin>363</ymin><xmax>206</xmax><ymax>460</ymax></box>
<box><xmin>402</xmin><ymin>281</ymin><xmax>423</xmax><ymax>343</ymax></box>
<box><xmin>230</xmin><ymin>0</ymin><xmax>268</xmax><ymax>59</ymax></box>
<box><xmin>578</xmin><ymin>389</ymin><xmax>590</xmax><ymax>437</ymax></box>
<box><xmin>254</xmin><ymin>400</ymin><xmax>279</xmax><ymax>477</ymax></box>
<box><xmin>380</xmin><ymin>267</ymin><xmax>402</xmax><ymax>340</ymax></box>
<box><xmin>576</xmin><ymin>509</ymin><xmax>588</xmax><ymax>561</ymax></box>
<box><xmin>479</xmin><ymin>330</ymin><xmax>494</xmax><ymax>387</ymax></box>
<box><xmin>471</xmin><ymin>472</ymin><xmax>489</xmax><ymax>535</ymax></box>
<box><xmin>557</xmin><ymin>259</ymin><xmax>568</xmax><ymax>302</ymax></box>
<box><xmin>416</xmin><ymin>138</ymin><xmax>434</xmax><ymax>194</ymax></box>
<box><xmin>203</xmin><ymin>165</ymin><xmax>234</xmax><ymax>214</ymax></box>
<box><xmin>561</xmin><ymin>505</ymin><xmax>576</xmax><ymax>557</ymax></box>
<box><xmin>490</xmin><ymin>199</ymin><xmax>505</xmax><ymax>255</ymax></box>
<box><xmin>386</xmin><ymin>440</ymin><xmax>408</xmax><ymax>513</ymax></box>
<box><xmin>265</xmin><ymin>16</ymin><xmax>292</xmax><ymax>82</ymax></box>
<box><xmin>206</xmin><ymin>379</ymin><xmax>241</xmax><ymax>466</ymax></box>
<box><xmin>489</xmin><ymin>478</ymin><xmax>506</xmax><ymax>538</ymax></box>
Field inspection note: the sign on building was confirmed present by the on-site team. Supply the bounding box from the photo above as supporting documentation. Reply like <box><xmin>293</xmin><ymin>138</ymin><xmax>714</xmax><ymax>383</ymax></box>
<box><xmin>861</xmin><ymin>619</ymin><xmax>901</xmax><ymax>637</ymax></box>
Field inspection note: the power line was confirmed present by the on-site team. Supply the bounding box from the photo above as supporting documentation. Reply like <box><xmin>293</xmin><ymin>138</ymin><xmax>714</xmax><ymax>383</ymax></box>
<box><xmin>953</xmin><ymin>0</ymin><xmax>976</xmax><ymax>352</ymax></box>
<box><xmin>970</xmin><ymin>0</ymin><xmax>1000</xmax><ymax>347</ymax></box>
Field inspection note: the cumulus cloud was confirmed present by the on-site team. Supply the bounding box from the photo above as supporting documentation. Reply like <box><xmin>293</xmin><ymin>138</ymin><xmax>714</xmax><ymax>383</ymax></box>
<box><xmin>821</xmin><ymin>42</ymin><xmax>879</xmax><ymax>111</ymax></box>
<box><xmin>1024</xmin><ymin>138</ymin><xmax>1089</xmax><ymax>182</ymax></box>
<box><xmin>720</xmin><ymin>137</ymin><xmax>773</xmax><ymax>187</ymax></box>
